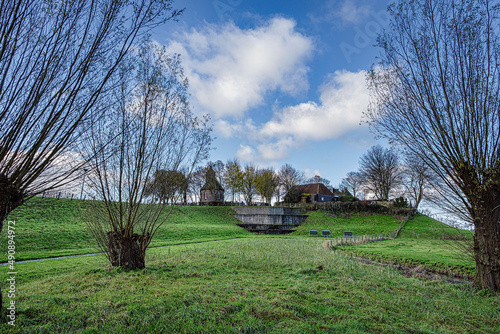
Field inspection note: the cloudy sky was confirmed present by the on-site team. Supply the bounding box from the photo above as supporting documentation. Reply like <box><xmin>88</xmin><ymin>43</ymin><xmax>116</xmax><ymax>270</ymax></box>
<box><xmin>153</xmin><ymin>0</ymin><xmax>392</xmax><ymax>186</ymax></box>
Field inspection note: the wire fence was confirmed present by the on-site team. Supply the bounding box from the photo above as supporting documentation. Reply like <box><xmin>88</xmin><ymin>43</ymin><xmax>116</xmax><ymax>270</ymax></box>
<box><xmin>41</xmin><ymin>190</ymin><xmax>81</xmax><ymax>200</ymax></box>
<box><xmin>324</xmin><ymin>218</ymin><xmax>408</xmax><ymax>248</ymax></box>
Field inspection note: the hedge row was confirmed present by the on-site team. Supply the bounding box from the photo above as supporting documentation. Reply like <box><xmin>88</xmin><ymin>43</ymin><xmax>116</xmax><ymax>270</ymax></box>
<box><xmin>285</xmin><ymin>201</ymin><xmax>416</xmax><ymax>216</ymax></box>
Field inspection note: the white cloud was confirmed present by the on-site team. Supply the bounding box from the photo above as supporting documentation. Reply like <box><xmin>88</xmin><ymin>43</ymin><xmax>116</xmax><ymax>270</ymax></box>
<box><xmin>235</xmin><ymin>144</ymin><xmax>256</xmax><ymax>162</ymax></box>
<box><xmin>235</xmin><ymin>137</ymin><xmax>295</xmax><ymax>163</ymax></box>
<box><xmin>304</xmin><ymin>168</ymin><xmax>322</xmax><ymax>178</ymax></box>
<box><xmin>214</xmin><ymin>119</ymin><xmax>258</xmax><ymax>139</ymax></box>
<box><xmin>165</xmin><ymin>17</ymin><xmax>314</xmax><ymax>119</ymax></box>
<box><xmin>337</xmin><ymin>0</ymin><xmax>371</xmax><ymax>24</ymax></box>
<box><xmin>310</xmin><ymin>0</ymin><xmax>371</xmax><ymax>27</ymax></box>
<box><xmin>260</xmin><ymin>70</ymin><xmax>369</xmax><ymax>141</ymax></box>
<box><xmin>230</xmin><ymin>70</ymin><xmax>370</xmax><ymax>163</ymax></box>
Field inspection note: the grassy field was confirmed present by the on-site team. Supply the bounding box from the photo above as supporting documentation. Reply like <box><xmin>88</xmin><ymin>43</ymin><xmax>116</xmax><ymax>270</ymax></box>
<box><xmin>344</xmin><ymin>215</ymin><xmax>475</xmax><ymax>276</ymax></box>
<box><xmin>1</xmin><ymin>199</ymin><xmax>496</xmax><ymax>333</ymax></box>
<box><xmin>1</xmin><ymin>238</ymin><xmax>499</xmax><ymax>333</ymax></box>
<box><xmin>291</xmin><ymin>211</ymin><xmax>404</xmax><ymax>237</ymax></box>
<box><xmin>0</xmin><ymin>197</ymin><xmax>252</xmax><ymax>262</ymax></box>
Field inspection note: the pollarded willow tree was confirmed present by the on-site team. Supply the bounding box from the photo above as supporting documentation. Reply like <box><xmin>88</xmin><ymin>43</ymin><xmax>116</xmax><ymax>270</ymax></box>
<box><xmin>366</xmin><ymin>0</ymin><xmax>500</xmax><ymax>290</ymax></box>
<box><xmin>84</xmin><ymin>43</ymin><xmax>211</xmax><ymax>269</ymax></box>
<box><xmin>0</xmin><ymin>0</ymin><xmax>182</xmax><ymax>225</ymax></box>
<box><xmin>0</xmin><ymin>0</ymin><xmax>182</xmax><ymax>308</ymax></box>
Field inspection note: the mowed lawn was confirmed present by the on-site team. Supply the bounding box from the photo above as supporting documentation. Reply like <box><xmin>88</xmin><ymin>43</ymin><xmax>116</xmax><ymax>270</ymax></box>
<box><xmin>1</xmin><ymin>238</ymin><xmax>499</xmax><ymax>333</ymax></box>
<box><xmin>0</xmin><ymin>197</ymin><xmax>252</xmax><ymax>262</ymax></box>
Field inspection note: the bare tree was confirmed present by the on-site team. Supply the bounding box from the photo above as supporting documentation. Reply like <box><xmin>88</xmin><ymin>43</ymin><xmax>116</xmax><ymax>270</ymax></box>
<box><xmin>306</xmin><ymin>175</ymin><xmax>331</xmax><ymax>187</ymax></box>
<box><xmin>0</xmin><ymin>0</ymin><xmax>181</xmax><ymax>309</ymax></box>
<box><xmin>84</xmin><ymin>43</ymin><xmax>211</xmax><ymax>269</ymax></box>
<box><xmin>401</xmin><ymin>152</ymin><xmax>434</xmax><ymax>210</ymax></box>
<box><xmin>359</xmin><ymin>145</ymin><xmax>401</xmax><ymax>200</ymax></box>
<box><xmin>0</xmin><ymin>0</ymin><xmax>181</xmax><ymax>223</ymax></box>
<box><xmin>366</xmin><ymin>0</ymin><xmax>500</xmax><ymax>290</ymax></box>
<box><xmin>209</xmin><ymin>160</ymin><xmax>226</xmax><ymax>191</ymax></box>
<box><xmin>188</xmin><ymin>166</ymin><xmax>206</xmax><ymax>203</ymax></box>
<box><xmin>340</xmin><ymin>171</ymin><xmax>363</xmax><ymax>199</ymax></box>
<box><xmin>224</xmin><ymin>159</ymin><xmax>243</xmax><ymax>202</ymax></box>
<box><xmin>241</xmin><ymin>165</ymin><xmax>258</xmax><ymax>205</ymax></box>
<box><xmin>145</xmin><ymin>169</ymin><xmax>188</xmax><ymax>204</ymax></box>
<box><xmin>276</xmin><ymin>164</ymin><xmax>305</xmax><ymax>202</ymax></box>
<box><xmin>256</xmin><ymin>169</ymin><xmax>279</xmax><ymax>205</ymax></box>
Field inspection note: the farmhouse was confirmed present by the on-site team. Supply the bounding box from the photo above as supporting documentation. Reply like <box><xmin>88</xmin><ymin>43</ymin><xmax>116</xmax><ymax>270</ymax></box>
<box><xmin>287</xmin><ymin>183</ymin><xmax>337</xmax><ymax>203</ymax></box>
<box><xmin>200</xmin><ymin>167</ymin><xmax>224</xmax><ymax>205</ymax></box>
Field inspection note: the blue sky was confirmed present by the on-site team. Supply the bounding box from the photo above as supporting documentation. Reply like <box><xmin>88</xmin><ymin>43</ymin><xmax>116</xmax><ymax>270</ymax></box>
<box><xmin>153</xmin><ymin>0</ymin><xmax>392</xmax><ymax>186</ymax></box>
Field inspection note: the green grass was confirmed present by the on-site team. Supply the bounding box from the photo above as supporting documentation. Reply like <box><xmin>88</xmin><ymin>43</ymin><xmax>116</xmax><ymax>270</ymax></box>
<box><xmin>1</xmin><ymin>239</ymin><xmax>499</xmax><ymax>333</ymax></box>
<box><xmin>291</xmin><ymin>211</ymin><xmax>403</xmax><ymax>237</ymax></box>
<box><xmin>344</xmin><ymin>215</ymin><xmax>475</xmax><ymax>275</ymax></box>
<box><xmin>0</xmin><ymin>197</ymin><xmax>251</xmax><ymax>262</ymax></box>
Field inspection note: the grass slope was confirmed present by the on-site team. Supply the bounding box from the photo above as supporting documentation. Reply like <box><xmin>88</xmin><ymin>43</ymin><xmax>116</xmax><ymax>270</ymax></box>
<box><xmin>0</xmin><ymin>197</ymin><xmax>251</xmax><ymax>262</ymax></box>
<box><xmin>291</xmin><ymin>211</ymin><xmax>403</xmax><ymax>237</ymax></box>
<box><xmin>1</xmin><ymin>239</ymin><xmax>498</xmax><ymax>333</ymax></box>
<box><xmin>345</xmin><ymin>215</ymin><xmax>475</xmax><ymax>275</ymax></box>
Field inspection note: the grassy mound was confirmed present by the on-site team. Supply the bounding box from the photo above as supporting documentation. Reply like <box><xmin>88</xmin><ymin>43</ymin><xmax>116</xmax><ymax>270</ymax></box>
<box><xmin>0</xmin><ymin>197</ymin><xmax>251</xmax><ymax>262</ymax></box>
<box><xmin>291</xmin><ymin>211</ymin><xmax>404</xmax><ymax>237</ymax></box>
<box><xmin>345</xmin><ymin>215</ymin><xmax>475</xmax><ymax>275</ymax></box>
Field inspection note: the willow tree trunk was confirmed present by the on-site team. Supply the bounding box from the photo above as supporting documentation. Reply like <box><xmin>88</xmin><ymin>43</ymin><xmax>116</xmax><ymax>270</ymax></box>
<box><xmin>0</xmin><ymin>176</ymin><xmax>25</xmax><ymax>309</ymax></box>
<box><xmin>107</xmin><ymin>232</ymin><xmax>148</xmax><ymax>270</ymax></box>
<box><xmin>473</xmin><ymin>205</ymin><xmax>500</xmax><ymax>291</ymax></box>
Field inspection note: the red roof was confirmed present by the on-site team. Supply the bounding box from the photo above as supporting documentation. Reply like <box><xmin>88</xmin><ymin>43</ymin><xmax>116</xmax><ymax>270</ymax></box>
<box><xmin>295</xmin><ymin>183</ymin><xmax>334</xmax><ymax>196</ymax></box>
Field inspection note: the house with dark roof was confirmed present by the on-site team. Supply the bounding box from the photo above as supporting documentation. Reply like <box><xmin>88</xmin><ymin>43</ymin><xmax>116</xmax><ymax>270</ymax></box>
<box><xmin>286</xmin><ymin>183</ymin><xmax>336</xmax><ymax>203</ymax></box>
<box><xmin>200</xmin><ymin>167</ymin><xmax>224</xmax><ymax>205</ymax></box>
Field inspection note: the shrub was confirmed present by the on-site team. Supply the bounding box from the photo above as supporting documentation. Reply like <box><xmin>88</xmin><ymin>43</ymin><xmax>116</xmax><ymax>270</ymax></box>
<box><xmin>339</xmin><ymin>196</ymin><xmax>359</xmax><ymax>202</ymax></box>
<box><xmin>392</xmin><ymin>197</ymin><xmax>409</xmax><ymax>208</ymax></box>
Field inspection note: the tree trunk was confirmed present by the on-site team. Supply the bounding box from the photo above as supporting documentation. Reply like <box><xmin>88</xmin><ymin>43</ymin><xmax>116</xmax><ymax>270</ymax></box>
<box><xmin>473</xmin><ymin>207</ymin><xmax>500</xmax><ymax>291</ymax></box>
<box><xmin>457</xmin><ymin>164</ymin><xmax>500</xmax><ymax>291</ymax></box>
<box><xmin>106</xmin><ymin>231</ymin><xmax>148</xmax><ymax>270</ymax></box>
<box><xmin>0</xmin><ymin>175</ymin><xmax>25</xmax><ymax>310</ymax></box>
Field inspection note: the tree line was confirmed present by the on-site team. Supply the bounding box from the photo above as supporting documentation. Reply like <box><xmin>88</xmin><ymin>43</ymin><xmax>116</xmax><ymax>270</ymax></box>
<box><xmin>150</xmin><ymin>160</ymin><xmax>332</xmax><ymax>206</ymax></box>
<box><xmin>341</xmin><ymin>144</ymin><xmax>434</xmax><ymax>210</ymax></box>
